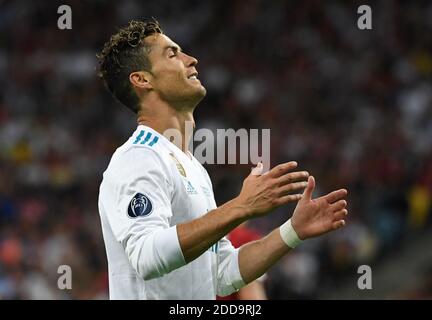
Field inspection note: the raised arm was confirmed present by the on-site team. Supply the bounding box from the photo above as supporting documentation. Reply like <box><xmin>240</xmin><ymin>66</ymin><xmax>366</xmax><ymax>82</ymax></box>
<box><xmin>177</xmin><ymin>161</ymin><xmax>310</xmax><ymax>262</ymax></box>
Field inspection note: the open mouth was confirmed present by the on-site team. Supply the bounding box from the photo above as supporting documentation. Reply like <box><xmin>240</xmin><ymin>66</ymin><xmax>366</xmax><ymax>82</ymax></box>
<box><xmin>187</xmin><ymin>72</ymin><xmax>199</xmax><ymax>81</ymax></box>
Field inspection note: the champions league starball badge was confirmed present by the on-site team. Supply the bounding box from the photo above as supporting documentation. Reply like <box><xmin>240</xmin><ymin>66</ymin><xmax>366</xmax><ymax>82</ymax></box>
<box><xmin>127</xmin><ymin>193</ymin><xmax>153</xmax><ymax>218</ymax></box>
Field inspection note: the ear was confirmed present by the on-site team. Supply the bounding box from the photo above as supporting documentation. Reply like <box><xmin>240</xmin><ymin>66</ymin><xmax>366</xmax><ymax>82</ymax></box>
<box><xmin>129</xmin><ymin>71</ymin><xmax>153</xmax><ymax>91</ymax></box>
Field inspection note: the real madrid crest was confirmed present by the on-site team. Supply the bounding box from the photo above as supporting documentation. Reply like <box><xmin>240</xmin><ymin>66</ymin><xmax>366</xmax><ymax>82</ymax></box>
<box><xmin>169</xmin><ymin>152</ymin><xmax>187</xmax><ymax>178</ymax></box>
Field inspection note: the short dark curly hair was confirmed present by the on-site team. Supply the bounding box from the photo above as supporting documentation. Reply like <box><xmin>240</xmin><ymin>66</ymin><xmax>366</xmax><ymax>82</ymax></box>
<box><xmin>97</xmin><ymin>19</ymin><xmax>163</xmax><ymax>113</ymax></box>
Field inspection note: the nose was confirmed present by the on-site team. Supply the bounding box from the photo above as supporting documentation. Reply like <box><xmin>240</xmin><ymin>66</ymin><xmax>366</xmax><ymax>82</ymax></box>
<box><xmin>185</xmin><ymin>53</ymin><xmax>198</xmax><ymax>67</ymax></box>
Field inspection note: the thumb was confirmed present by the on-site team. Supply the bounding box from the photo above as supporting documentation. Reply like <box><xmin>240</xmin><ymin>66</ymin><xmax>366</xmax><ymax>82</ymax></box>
<box><xmin>303</xmin><ymin>175</ymin><xmax>315</xmax><ymax>201</ymax></box>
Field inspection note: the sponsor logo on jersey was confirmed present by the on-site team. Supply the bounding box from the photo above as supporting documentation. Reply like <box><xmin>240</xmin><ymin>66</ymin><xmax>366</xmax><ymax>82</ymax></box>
<box><xmin>185</xmin><ymin>181</ymin><xmax>198</xmax><ymax>195</ymax></box>
<box><xmin>127</xmin><ymin>193</ymin><xmax>153</xmax><ymax>218</ymax></box>
<box><xmin>169</xmin><ymin>152</ymin><xmax>187</xmax><ymax>177</ymax></box>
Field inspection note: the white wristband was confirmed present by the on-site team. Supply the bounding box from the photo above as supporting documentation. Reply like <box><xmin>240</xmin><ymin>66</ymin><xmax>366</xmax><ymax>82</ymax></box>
<box><xmin>279</xmin><ymin>219</ymin><xmax>303</xmax><ymax>248</ymax></box>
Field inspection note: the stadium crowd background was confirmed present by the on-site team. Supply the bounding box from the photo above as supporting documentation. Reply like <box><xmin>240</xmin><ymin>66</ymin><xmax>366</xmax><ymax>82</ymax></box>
<box><xmin>0</xmin><ymin>0</ymin><xmax>431</xmax><ymax>299</ymax></box>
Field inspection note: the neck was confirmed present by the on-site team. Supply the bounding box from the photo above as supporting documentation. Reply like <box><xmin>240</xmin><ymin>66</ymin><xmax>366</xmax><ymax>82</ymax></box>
<box><xmin>137</xmin><ymin>99</ymin><xmax>195</xmax><ymax>154</ymax></box>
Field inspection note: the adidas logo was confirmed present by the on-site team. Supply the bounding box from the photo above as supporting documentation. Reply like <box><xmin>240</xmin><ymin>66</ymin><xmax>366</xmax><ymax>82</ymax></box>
<box><xmin>186</xmin><ymin>181</ymin><xmax>198</xmax><ymax>195</ymax></box>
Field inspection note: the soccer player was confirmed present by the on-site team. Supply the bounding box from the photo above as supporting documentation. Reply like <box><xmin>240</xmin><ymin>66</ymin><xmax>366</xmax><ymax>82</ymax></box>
<box><xmin>97</xmin><ymin>20</ymin><xmax>348</xmax><ymax>299</ymax></box>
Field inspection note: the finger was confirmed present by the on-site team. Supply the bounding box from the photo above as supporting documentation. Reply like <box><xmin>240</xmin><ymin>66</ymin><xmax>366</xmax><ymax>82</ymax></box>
<box><xmin>330</xmin><ymin>200</ymin><xmax>347</xmax><ymax>212</ymax></box>
<box><xmin>323</xmin><ymin>188</ymin><xmax>347</xmax><ymax>204</ymax></box>
<box><xmin>333</xmin><ymin>209</ymin><xmax>348</xmax><ymax>221</ymax></box>
<box><xmin>276</xmin><ymin>193</ymin><xmax>302</xmax><ymax>205</ymax></box>
<box><xmin>268</xmin><ymin>161</ymin><xmax>298</xmax><ymax>178</ymax></box>
<box><xmin>303</xmin><ymin>175</ymin><xmax>315</xmax><ymax>201</ymax></box>
<box><xmin>250</xmin><ymin>162</ymin><xmax>264</xmax><ymax>176</ymax></box>
<box><xmin>332</xmin><ymin>220</ymin><xmax>345</xmax><ymax>230</ymax></box>
<box><xmin>278</xmin><ymin>181</ymin><xmax>308</xmax><ymax>195</ymax></box>
<box><xmin>275</xmin><ymin>171</ymin><xmax>309</xmax><ymax>186</ymax></box>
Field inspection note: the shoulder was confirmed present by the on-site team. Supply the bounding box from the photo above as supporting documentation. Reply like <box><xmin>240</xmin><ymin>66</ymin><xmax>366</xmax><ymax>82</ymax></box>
<box><xmin>104</xmin><ymin>130</ymin><xmax>172</xmax><ymax>182</ymax></box>
<box><xmin>129</xmin><ymin>128</ymin><xmax>161</xmax><ymax>148</ymax></box>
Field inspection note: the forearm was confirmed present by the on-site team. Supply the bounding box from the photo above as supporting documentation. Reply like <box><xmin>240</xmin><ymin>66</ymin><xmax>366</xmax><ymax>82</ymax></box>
<box><xmin>237</xmin><ymin>281</ymin><xmax>267</xmax><ymax>300</ymax></box>
<box><xmin>177</xmin><ymin>198</ymin><xmax>249</xmax><ymax>262</ymax></box>
<box><xmin>238</xmin><ymin>227</ymin><xmax>291</xmax><ymax>284</ymax></box>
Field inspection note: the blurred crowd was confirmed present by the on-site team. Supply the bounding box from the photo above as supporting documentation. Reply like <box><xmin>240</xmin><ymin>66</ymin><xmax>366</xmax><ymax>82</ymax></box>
<box><xmin>0</xmin><ymin>0</ymin><xmax>431</xmax><ymax>299</ymax></box>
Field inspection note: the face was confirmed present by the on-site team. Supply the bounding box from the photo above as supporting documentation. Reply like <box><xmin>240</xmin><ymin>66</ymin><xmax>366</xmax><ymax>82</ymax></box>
<box><xmin>144</xmin><ymin>33</ymin><xmax>206</xmax><ymax>109</ymax></box>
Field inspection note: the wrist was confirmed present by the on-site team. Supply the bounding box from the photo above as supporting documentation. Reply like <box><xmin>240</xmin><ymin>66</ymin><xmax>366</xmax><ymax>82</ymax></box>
<box><xmin>279</xmin><ymin>218</ymin><xmax>303</xmax><ymax>248</ymax></box>
<box><xmin>227</xmin><ymin>197</ymin><xmax>253</xmax><ymax>221</ymax></box>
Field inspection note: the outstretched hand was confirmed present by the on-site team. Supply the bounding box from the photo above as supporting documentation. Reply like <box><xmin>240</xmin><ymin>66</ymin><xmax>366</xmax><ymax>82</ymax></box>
<box><xmin>291</xmin><ymin>176</ymin><xmax>348</xmax><ymax>240</ymax></box>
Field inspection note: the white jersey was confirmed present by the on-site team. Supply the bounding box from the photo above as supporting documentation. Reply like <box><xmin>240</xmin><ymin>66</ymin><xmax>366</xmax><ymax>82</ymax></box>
<box><xmin>98</xmin><ymin>125</ymin><xmax>245</xmax><ymax>299</ymax></box>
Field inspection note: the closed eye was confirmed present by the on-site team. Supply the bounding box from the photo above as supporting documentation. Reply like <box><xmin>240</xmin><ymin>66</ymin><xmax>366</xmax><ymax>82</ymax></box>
<box><xmin>166</xmin><ymin>45</ymin><xmax>181</xmax><ymax>58</ymax></box>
